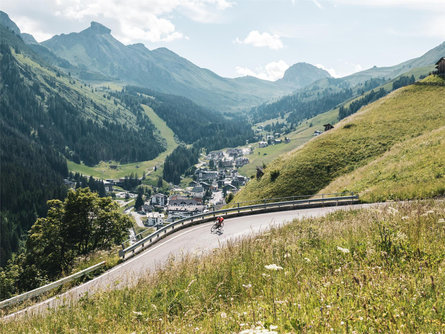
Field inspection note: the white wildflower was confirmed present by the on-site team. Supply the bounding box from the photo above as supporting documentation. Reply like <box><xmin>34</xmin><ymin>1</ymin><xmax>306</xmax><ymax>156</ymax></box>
<box><xmin>284</xmin><ymin>252</ymin><xmax>291</xmax><ymax>258</ymax></box>
<box><xmin>304</xmin><ymin>257</ymin><xmax>311</xmax><ymax>262</ymax></box>
<box><xmin>270</xmin><ymin>325</ymin><xmax>278</xmax><ymax>330</ymax></box>
<box><xmin>341</xmin><ymin>321</ymin><xmax>345</xmax><ymax>325</ymax></box>
<box><xmin>438</xmin><ymin>218</ymin><xmax>445</xmax><ymax>223</ymax></box>
<box><xmin>132</xmin><ymin>311</ymin><xmax>142</xmax><ymax>316</ymax></box>
<box><xmin>388</xmin><ymin>207</ymin><xmax>399</xmax><ymax>215</ymax></box>
<box><xmin>265</xmin><ymin>264</ymin><xmax>283</xmax><ymax>271</ymax></box>
<box><xmin>337</xmin><ymin>246</ymin><xmax>350</xmax><ymax>254</ymax></box>
<box><xmin>242</xmin><ymin>283</ymin><xmax>252</xmax><ymax>289</ymax></box>
<box><xmin>262</xmin><ymin>273</ymin><xmax>270</xmax><ymax>278</ymax></box>
<box><xmin>426</xmin><ymin>210</ymin><xmax>435</xmax><ymax>215</ymax></box>
<box><xmin>401</xmin><ymin>216</ymin><xmax>410</xmax><ymax>220</ymax></box>
<box><xmin>220</xmin><ymin>312</ymin><xmax>227</xmax><ymax>319</ymax></box>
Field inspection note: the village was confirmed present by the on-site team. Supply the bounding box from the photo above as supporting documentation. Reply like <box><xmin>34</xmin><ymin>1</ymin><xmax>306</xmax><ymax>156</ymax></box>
<box><xmin>109</xmin><ymin>146</ymin><xmax>254</xmax><ymax>231</ymax></box>
<box><xmin>64</xmin><ymin>122</ymin><xmax>338</xmax><ymax>234</ymax></box>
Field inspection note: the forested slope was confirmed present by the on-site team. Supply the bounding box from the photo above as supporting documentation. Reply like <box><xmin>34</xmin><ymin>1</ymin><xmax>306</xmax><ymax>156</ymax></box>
<box><xmin>0</xmin><ymin>27</ymin><xmax>163</xmax><ymax>265</ymax></box>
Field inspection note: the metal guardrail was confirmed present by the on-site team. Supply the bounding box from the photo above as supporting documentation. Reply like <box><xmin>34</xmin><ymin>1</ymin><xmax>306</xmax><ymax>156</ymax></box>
<box><xmin>119</xmin><ymin>193</ymin><xmax>359</xmax><ymax>260</ymax></box>
<box><xmin>0</xmin><ymin>261</ymin><xmax>105</xmax><ymax>309</ymax></box>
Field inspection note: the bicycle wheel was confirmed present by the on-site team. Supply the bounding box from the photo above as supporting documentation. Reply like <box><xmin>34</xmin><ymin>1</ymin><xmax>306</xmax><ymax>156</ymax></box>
<box><xmin>211</xmin><ymin>224</ymin><xmax>217</xmax><ymax>233</ymax></box>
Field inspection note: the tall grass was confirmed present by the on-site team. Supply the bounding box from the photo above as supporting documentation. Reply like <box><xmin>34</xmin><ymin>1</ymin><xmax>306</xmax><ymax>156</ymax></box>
<box><xmin>3</xmin><ymin>200</ymin><xmax>445</xmax><ymax>333</ymax></box>
<box><xmin>321</xmin><ymin>126</ymin><xmax>445</xmax><ymax>201</ymax></box>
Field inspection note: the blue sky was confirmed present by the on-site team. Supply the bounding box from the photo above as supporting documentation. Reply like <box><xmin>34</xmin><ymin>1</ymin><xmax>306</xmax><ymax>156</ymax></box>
<box><xmin>3</xmin><ymin>0</ymin><xmax>445</xmax><ymax>80</ymax></box>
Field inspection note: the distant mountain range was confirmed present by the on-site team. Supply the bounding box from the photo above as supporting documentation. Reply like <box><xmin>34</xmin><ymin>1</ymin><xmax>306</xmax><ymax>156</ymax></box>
<box><xmin>40</xmin><ymin>21</ymin><xmax>332</xmax><ymax>112</ymax></box>
<box><xmin>2</xmin><ymin>11</ymin><xmax>443</xmax><ymax>114</ymax></box>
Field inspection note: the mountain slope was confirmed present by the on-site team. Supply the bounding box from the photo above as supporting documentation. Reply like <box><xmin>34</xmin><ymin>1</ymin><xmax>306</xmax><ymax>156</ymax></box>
<box><xmin>278</xmin><ymin>62</ymin><xmax>331</xmax><ymax>86</ymax></box>
<box><xmin>0</xmin><ymin>26</ymin><xmax>164</xmax><ymax>265</ymax></box>
<box><xmin>40</xmin><ymin>22</ymin><xmax>283</xmax><ymax>111</ymax></box>
<box><xmin>342</xmin><ymin>42</ymin><xmax>444</xmax><ymax>85</ymax></box>
<box><xmin>0</xmin><ymin>11</ymin><xmax>38</xmax><ymax>45</ymax></box>
<box><xmin>232</xmin><ymin>76</ymin><xmax>445</xmax><ymax>204</ymax></box>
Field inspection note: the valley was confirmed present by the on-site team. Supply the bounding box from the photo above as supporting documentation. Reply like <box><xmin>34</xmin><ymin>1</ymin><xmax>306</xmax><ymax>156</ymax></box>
<box><xmin>1</xmin><ymin>7</ymin><xmax>445</xmax><ymax>332</ymax></box>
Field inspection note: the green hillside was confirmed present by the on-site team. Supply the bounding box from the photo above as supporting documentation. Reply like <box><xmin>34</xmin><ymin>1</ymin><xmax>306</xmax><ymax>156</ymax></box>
<box><xmin>320</xmin><ymin>125</ymin><xmax>445</xmax><ymax>201</ymax></box>
<box><xmin>232</xmin><ymin>76</ymin><xmax>445</xmax><ymax>204</ymax></box>
<box><xmin>67</xmin><ymin>104</ymin><xmax>179</xmax><ymax>179</ymax></box>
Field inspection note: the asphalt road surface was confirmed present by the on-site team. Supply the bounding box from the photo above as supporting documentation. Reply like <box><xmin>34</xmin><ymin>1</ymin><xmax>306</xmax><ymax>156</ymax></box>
<box><xmin>4</xmin><ymin>203</ymin><xmax>376</xmax><ymax>322</ymax></box>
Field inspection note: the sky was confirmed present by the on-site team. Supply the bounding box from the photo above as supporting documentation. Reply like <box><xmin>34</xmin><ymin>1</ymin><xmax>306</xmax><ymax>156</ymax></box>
<box><xmin>2</xmin><ymin>0</ymin><xmax>445</xmax><ymax>80</ymax></box>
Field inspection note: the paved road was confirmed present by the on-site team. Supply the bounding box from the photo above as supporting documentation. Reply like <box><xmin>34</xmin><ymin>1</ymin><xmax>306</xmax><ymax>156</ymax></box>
<box><xmin>129</xmin><ymin>208</ymin><xmax>146</xmax><ymax>228</ymax></box>
<box><xmin>3</xmin><ymin>203</ymin><xmax>377</xmax><ymax>322</ymax></box>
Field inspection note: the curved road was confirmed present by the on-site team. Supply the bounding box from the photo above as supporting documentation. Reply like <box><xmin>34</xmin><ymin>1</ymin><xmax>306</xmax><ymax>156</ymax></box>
<box><xmin>4</xmin><ymin>203</ymin><xmax>376</xmax><ymax>321</ymax></box>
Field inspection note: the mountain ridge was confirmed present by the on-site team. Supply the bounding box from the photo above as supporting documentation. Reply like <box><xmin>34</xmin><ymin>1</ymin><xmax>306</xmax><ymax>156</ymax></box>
<box><xmin>39</xmin><ymin>21</ymin><xmax>331</xmax><ymax>112</ymax></box>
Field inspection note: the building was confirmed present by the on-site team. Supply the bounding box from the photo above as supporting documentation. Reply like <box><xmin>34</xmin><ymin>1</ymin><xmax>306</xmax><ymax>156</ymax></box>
<box><xmin>436</xmin><ymin>57</ymin><xmax>445</xmax><ymax>74</ymax></box>
<box><xmin>150</xmin><ymin>193</ymin><xmax>167</xmax><ymax>207</ymax></box>
<box><xmin>259</xmin><ymin>141</ymin><xmax>268</xmax><ymax>148</ymax></box>
<box><xmin>207</xmin><ymin>151</ymin><xmax>224</xmax><ymax>160</ymax></box>
<box><xmin>313</xmin><ymin>130</ymin><xmax>322</xmax><ymax>136</ymax></box>
<box><xmin>191</xmin><ymin>185</ymin><xmax>205</xmax><ymax>198</ymax></box>
<box><xmin>226</xmin><ymin>148</ymin><xmax>243</xmax><ymax>157</ymax></box>
<box><xmin>195</xmin><ymin>169</ymin><xmax>219</xmax><ymax>182</ymax></box>
<box><xmin>235</xmin><ymin>157</ymin><xmax>249</xmax><ymax>168</ymax></box>
<box><xmin>221</xmin><ymin>159</ymin><xmax>234</xmax><ymax>168</ymax></box>
<box><xmin>168</xmin><ymin>195</ymin><xmax>202</xmax><ymax>206</ymax></box>
<box><xmin>323</xmin><ymin>124</ymin><xmax>334</xmax><ymax>131</ymax></box>
<box><xmin>145</xmin><ymin>212</ymin><xmax>164</xmax><ymax>226</ymax></box>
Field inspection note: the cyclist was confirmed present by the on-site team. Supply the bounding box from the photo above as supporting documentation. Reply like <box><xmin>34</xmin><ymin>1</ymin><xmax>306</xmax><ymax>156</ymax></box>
<box><xmin>215</xmin><ymin>216</ymin><xmax>224</xmax><ymax>229</ymax></box>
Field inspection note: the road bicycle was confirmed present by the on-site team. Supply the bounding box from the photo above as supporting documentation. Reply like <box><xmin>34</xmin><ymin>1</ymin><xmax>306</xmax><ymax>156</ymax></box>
<box><xmin>210</xmin><ymin>220</ymin><xmax>224</xmax><ymax>233</ymax></box>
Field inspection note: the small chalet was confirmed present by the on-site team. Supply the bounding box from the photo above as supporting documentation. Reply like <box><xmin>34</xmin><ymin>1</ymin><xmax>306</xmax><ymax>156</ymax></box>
<box><xmin>436</xmin><ymin>57</ymin><xmax>445</xmax><ymax>74</ymax></box>
<box><xmin>323</xmin><ymin>123</ymin><xmax>334</xmax><ymax>131</ymax></box>
<box><xmin>145</xmin><ymin>212</ymin><xmax>164</xmax><ymax>227</ymax></box>
<box><xmin>191</xmin><ymin>185</ymin><xmax>205</xmax><ymax>198</ymax></box>
<box><xmin>150</xmin><ymin>193</ymin><xmax>167</xmax><ymax>207</ymax></box>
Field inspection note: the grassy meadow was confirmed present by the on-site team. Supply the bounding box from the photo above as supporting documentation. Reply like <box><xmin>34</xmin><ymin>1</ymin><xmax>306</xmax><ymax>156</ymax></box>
<box><xmin>67</xmin><ymin>104</ymin><xmax>178</xmax><ymax>180</ymax></box>
<box><xmin>238</xmin><ymin>109</ymin><xmax>339</xmax><ymax>178</ymax></box>
<box><xmin>232</xmin><ymin>76</ymin><xmax>445</xmax><ymax>204</ymax></box>
<box><xmin>2</xmin><ymin>200</ymin><xmax>445</xmax><ymax>333</ymax></box>
<box><xmin>320</xmin><ymin>126</ymin><xmax>445</xmax><ymax>202</ymax></box>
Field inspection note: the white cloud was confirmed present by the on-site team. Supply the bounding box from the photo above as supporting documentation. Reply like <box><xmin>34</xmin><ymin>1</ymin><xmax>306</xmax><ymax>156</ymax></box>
<box><xmin>236</xmin><ymin>60</ymin><xmax>289</xmax><ymax>81</ymax></box>
<box><xmin>426</xmin><ymin>16</ymin><xmax>445</xmax><ymax>38</ymax></box>
<box><xmin>235</xmin><ymin>30</ymin><xmax>284</xmax><ymax>50</ymax></box>
<box><xmin>329</xmin><ymin>0</ymin><xmax>445</xmax><ymax>11</ymax></box>
<box><xmin>3</xmin><ymin>0</ymin><xmax>234</xmax><ymax>43</ymax></box>
<box><xmin>311</xmin><ymin>0</ymin><xmax>323</xmax><ymax>9</ymax></box>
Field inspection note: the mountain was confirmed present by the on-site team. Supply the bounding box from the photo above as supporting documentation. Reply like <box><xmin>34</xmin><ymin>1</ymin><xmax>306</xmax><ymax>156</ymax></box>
<box><xmin>278</xmin><ymin>62</ymin><xmax>331</xmax><ymax>85</ymax></box>
<box><xmin>0</xmin><ymin>11</ymin><xmax>38</xmax><ymax>45</ymax></box>
<box><xmin>341</xmin><ymin>42</ymin><xmax>444</xmax><ymax>85</ymax></box>
<box><xmin>0</xmin><ymin>26</ymin><xmax>164</xmax><ymax>265</ymax></box>
<box><xmin>233</xmin><ymin>75</ymin><xmax>445</xmax><ymax>204</ymax></box>
<box><xmin>0</xmin><ymin>23</ymin><xmax>254</xmax><ymax>266</ymax></box>
<box><xmin>40</xmin><ymin>21</ymin><xmax>318</xmax><ymax>112</ymax></box>
<box><xmin>250</xmin><ymin>41</ymin><xmax>444</xmax><ymax>124</ymax></box>
<box><xmin>40</xmin><ymin>22</ymin><xmax>285</xmax><ymax>111</ymax></box>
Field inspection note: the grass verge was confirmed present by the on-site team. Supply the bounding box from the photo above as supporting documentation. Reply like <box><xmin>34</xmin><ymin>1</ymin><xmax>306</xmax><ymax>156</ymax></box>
<box><xmin>3</xmin><ymin>200</ymin><xmax>445</xmax><ymax>332</ymax></box>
